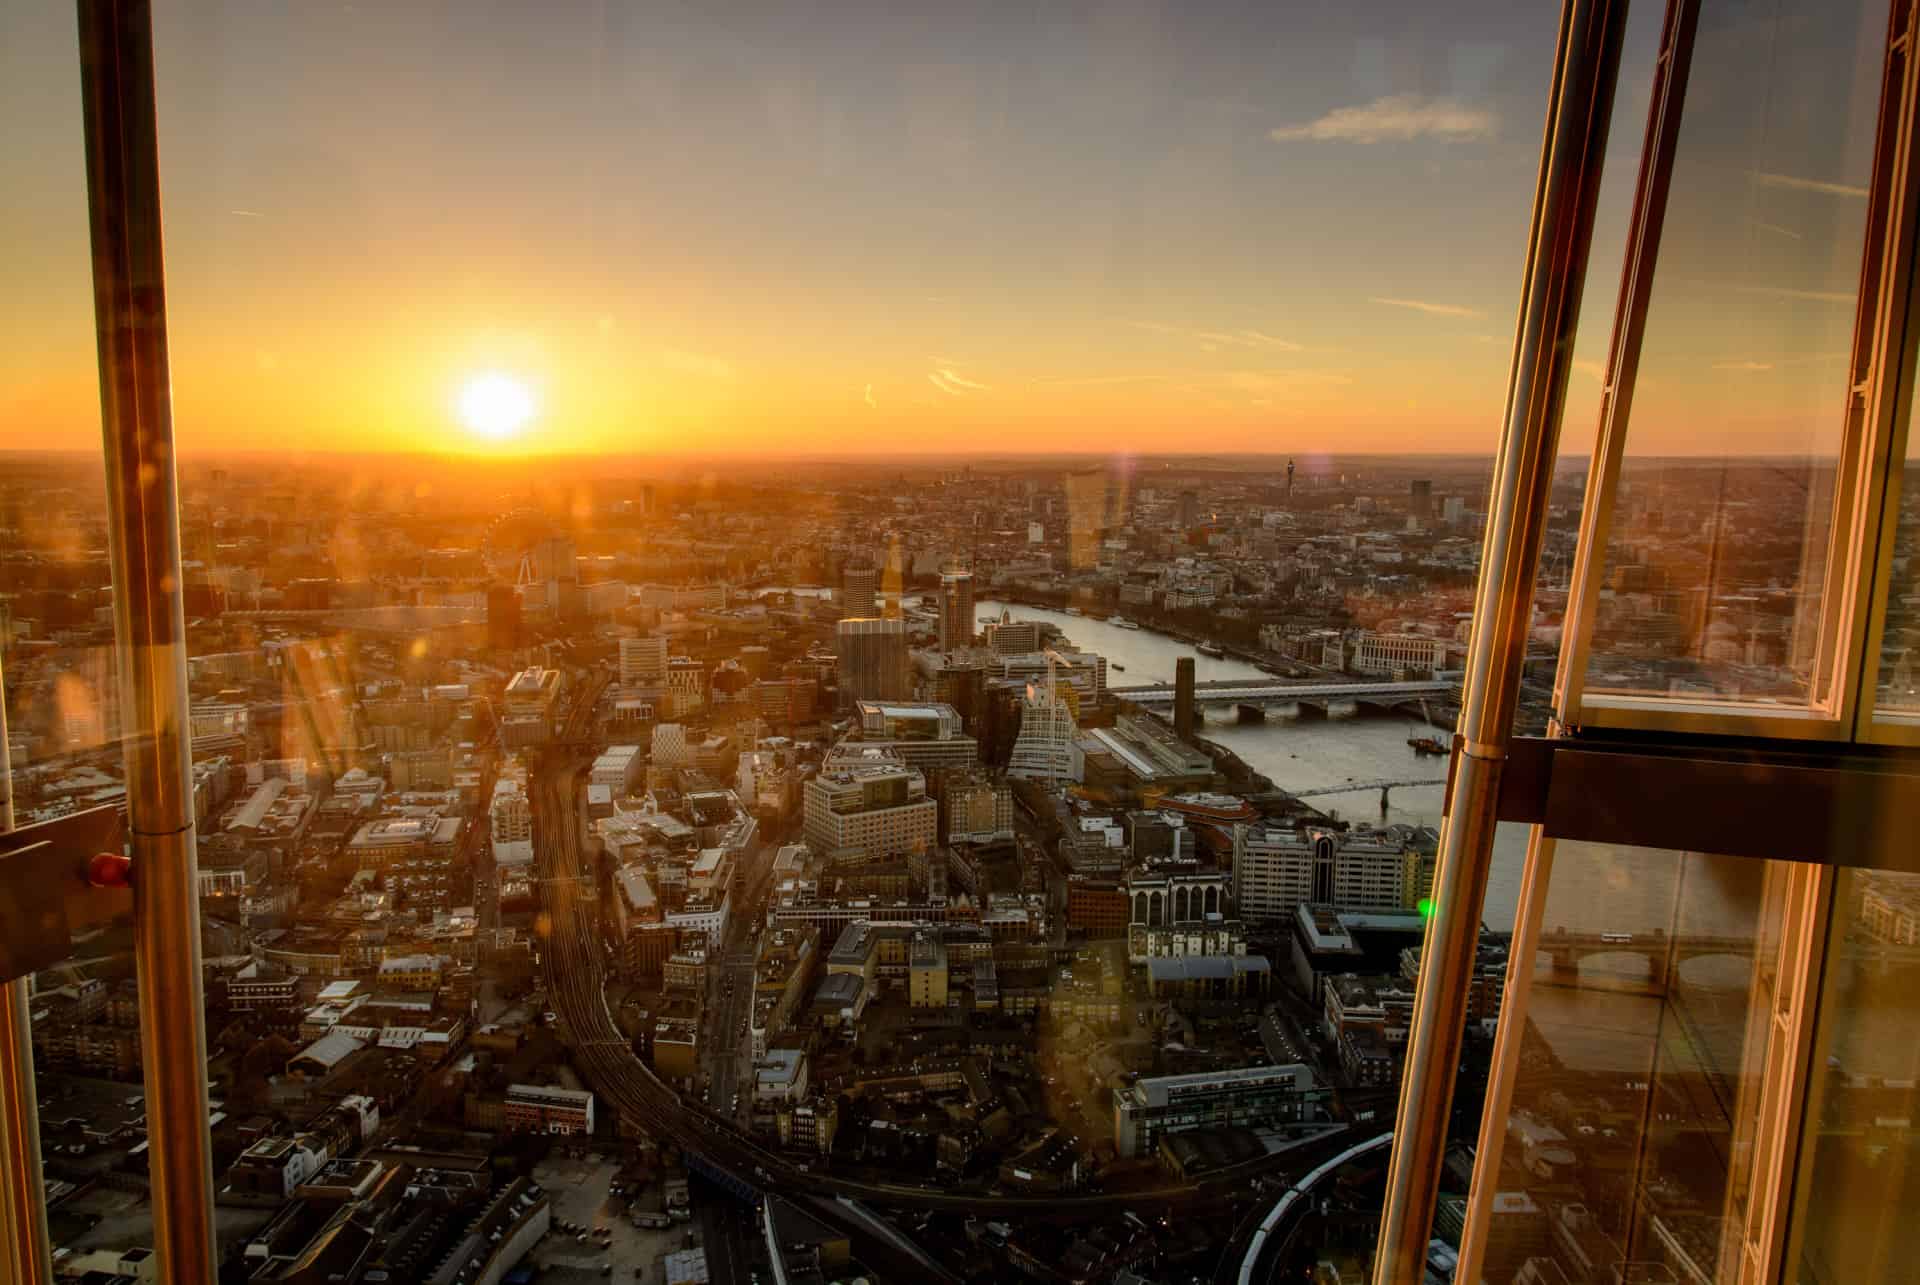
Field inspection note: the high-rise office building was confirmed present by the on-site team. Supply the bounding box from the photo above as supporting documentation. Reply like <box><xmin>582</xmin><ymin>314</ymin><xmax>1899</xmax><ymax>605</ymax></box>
<box><xmin>835</xmin><ymin>618</ymin><xmax>911</xmax><ymax>710</ymax></box>
<box><xmin>1410</xmin><ymin>479</ymin><xmax>1433</xmax><ymax>522</ymax></box>
<box><xmin>531</xmin><ymin>535</ymin><xmax>577</xmax><ymax>583</ymax></box>
<box><xmin>881</xmin><ymin>544</ymin><xmax>907</xmax><ymax>619</ymax></box>
<box><xmin>619</xmin><ymin>635</ymin><xmax>668</xmax><ymax>686</ymax></box>
<box><xmin>842</xmin><ymin>563</ymin><xmax>878</xmax><ymax>619</ymax></box>
<box><xmin>486</xmin><ymin>584</ymin><xmax>522</xmax><ymax>652</ymax></box>
<box><xmin>929</xmin><ymin>654</ymin><xmax>986</xmax><ymax>733</ymax></box>
<box><xmin>938</xmin><ymin>569</ymin><xmax>974</xmax><ymax>651</ymax></box>
<box><xmin>802</xmin><ymin>760</ymin><xmax>938</xmax><ymax>862</ymax></box>
<box><xmin>1006</xmin><ymin>682</ymin><xmax>1077</xmax><ymax>783</ymax></box>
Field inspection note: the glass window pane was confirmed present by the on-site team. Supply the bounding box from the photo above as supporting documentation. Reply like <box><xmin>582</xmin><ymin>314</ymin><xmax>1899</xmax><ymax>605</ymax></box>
<box><xmin>1580</xmin><ymin>0</ymin><xmax>1885</xmax><ymax>713</ymax></box>
<box><xmin>1473</xmin><ymin>842</ymin><xmax>1792</xmax><ymax>1285</ymax></box>
<box><xmin>1786</xmin><ymin>868</ymin><xmax>1920</xmax><ymax>1282</ymax></box>
<box><xmin>1871</xmin><ymin>467</ymin><xmax>1920</xmax><ymax>722</ymax></box>
<box><xmin>2</xmin><ymin>8</ymin><xmax>146</xmax><ymax>1262</ymax></box>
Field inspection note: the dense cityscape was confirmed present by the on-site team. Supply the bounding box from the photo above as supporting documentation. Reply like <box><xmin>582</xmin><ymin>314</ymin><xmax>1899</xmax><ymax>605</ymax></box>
<box><xmin>1</xmin><ymin>449</ymin><xmax>1909</xmax><ymax>1284</ymax></box>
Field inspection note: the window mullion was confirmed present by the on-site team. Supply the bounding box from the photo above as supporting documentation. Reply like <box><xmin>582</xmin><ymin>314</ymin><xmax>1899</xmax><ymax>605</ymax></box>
<box><xmin>1740</xmin><ymin>864</ymin><xmax>1835</xmax><ymax>1284</ymax></box>
<box><xmin>1555</xmin><ymin>0</ymin><xmax>1702</xmax><ymax>726</ymax></box>
<box><xmin>1855</xmin><ymin>0</ymin><xmax>1920</xmax><ymax>741</ymax></box>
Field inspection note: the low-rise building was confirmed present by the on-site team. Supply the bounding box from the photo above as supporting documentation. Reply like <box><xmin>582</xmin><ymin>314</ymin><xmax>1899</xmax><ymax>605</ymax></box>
<box><xmin>503</xmin><ymin>1083</ymin><xmax>595</xmax><ymax>1135</ymax></box>
<box><xmin>1112</xmin><ymin>1064</ymin><xmax>1324</xmax><ymax>1159</ymax></box>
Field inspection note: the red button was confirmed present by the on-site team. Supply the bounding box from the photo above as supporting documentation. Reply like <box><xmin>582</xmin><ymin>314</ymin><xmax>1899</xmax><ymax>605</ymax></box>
<box><xmin>88</xmin><ymin>852</ymin><xmax>133</xmax><ymax>889</ymax></box>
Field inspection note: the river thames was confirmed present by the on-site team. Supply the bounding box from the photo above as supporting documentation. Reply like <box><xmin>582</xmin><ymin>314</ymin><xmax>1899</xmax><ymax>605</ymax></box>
<box><xmin>976</xmin><ymin>598</ymin><xmax>1532</xmax><ymax>932</ymax></box>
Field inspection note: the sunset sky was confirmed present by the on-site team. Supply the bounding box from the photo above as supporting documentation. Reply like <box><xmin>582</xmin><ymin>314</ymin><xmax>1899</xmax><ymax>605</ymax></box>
<box><xmin>0</xmin><ymin>1</ymin><xmax>1883</xmax><ymax>459</ymax></box>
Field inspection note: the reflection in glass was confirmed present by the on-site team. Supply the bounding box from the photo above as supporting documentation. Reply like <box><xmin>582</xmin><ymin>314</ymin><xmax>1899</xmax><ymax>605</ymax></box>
<box><xmin>1582</xmin><ymin>0</ymin><xmax>1884</xmax><ymax>709</ymax></box>
<box><xmin>1</xmin><ymin>461</ymin><xmax>146</xmax><ymax>1252</ymax></box>
<box><xmin>1476</xmin><ymin>844</ymin><xmax>1790</xmax><ymax>1285</ymax></box>
<box><xmin>1788</xmin><ymin>869</ymin><xmax>1920</xmax><ymax>1282</ymax></box>
<box><xmin>1872</xmin><ymin>471</ymin><xmax>1920</xmax><ymax>718</ymax></box>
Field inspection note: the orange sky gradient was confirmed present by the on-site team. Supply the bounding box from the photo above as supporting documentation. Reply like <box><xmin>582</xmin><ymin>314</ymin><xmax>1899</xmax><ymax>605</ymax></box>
<box><xmin>0</xmin><ymin>3</ymin><xmax>1884</xmax><ymax>461</ymax></box>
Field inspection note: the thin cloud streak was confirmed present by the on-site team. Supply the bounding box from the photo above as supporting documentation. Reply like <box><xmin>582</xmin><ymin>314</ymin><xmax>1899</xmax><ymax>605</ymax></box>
<box><xmin>1271</xmin><ymin>95</ymin><xmax>1495</xmax><ymax>145</ymax></box>
<box><xmin>1750</xmin><ymin>171</ymin><xmax>1869</xmax><ymax>199</ymax></box>
<box><xmin>938</xmin><ymin>368</ymin><xmax>987</xmax><ymax>391</ymax></box>
<box><xmin>1734</xmin><ymin>285</ymin><xmax>1856</xmax><ymax>304</ymax></box>
<box><xmin>1132</xmin><ymin>321</ymin><xmax>1303</xmax><ymax>351</ymax></box>
<box><xmin>864</xmin><ymin>383</ymin><xmax>876</xmax><ymax>409</ymax></box>
<box><xmin>1224</xmin><ymin>369</ymin><xmax>1353</xmax><ymax>395</ymax></box>
<box><xmin>928</xmin><ymin>368</ymin><xmax>989</xmax><ymax>396</ymax></box>
<box><xmin>1712</xmin><ymin>360</ymin><xmax>1775</xmax><ymax>371</ymax></box>
<box><xmin>1038</xmin><ymin>374</ymin><xmax>1177</xmax><ymax>387</ymax></box>
<box><xmin>1370</xmin><ymin>296</ymin><xmax>1485</xmax><ymax>319</ymax></box>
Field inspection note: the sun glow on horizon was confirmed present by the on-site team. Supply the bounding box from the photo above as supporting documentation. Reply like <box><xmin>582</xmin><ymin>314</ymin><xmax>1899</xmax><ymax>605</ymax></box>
<box><xmin>457</xmin><ymin>372</ymin><xmax>538</xmax><ymax>442</ymax></box>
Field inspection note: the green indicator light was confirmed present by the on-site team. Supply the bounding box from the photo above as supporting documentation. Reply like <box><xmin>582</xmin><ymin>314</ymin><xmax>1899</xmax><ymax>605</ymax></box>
<box><xmin>1417</xmin><ymin>897</ymin><xmax>1435</xmax><ymax>918</ymax></box>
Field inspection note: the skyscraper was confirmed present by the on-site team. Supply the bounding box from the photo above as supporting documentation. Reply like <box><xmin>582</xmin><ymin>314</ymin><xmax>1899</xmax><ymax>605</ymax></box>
<box><xmin>486</xmin><ymin>584</ymin><xmax>523</xmax><ymax>652</ymax></box>
<box><xmin>835</xmin><ymin>618</ymin><xmax>911</xmax><ymax>710</ymax></box>
<box><xmin>842</xmin><ymin>562</ymin><xmax>878</xmax><ymax>619</ymax></box>
<box><xmin>938</xmin><ymin>569</ymin><xmax>974</xmax><ymax>651</ymax></box>
<box><xmin>531</xmin><ymin>535</ymin><xmax>577</xmax><ymax>583</ymax></box>
<box><xmin>1006</xmin><ymin>680</ymin><xmax>1077</xmax><ymax>783</ymax></box>
<box><xmin>1410</xmin><ymin>479</ymin><xmax>1433</xmax><ymax>522</ymax></box>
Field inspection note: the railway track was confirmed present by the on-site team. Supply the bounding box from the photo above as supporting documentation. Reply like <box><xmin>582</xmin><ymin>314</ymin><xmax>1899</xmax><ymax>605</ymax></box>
<box><xmin>532</xmin><ymin>676</ymin><xmax>1366</xmax><ymax>1223</ymax></box>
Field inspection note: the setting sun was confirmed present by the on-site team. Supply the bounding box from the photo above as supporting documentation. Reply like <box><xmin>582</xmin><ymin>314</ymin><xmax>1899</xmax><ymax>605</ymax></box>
<box><xmin>457</xmin><ymin>372</ymin><xmax>537</xmax><ymax>442</ymax></box>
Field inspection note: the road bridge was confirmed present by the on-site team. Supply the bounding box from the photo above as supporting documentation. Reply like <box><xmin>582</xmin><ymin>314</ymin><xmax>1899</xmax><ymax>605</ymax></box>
<box><xmin>1538</xmin><ymin>927</ymin><xmax>1755</xmax><ymax>995</ymax></box>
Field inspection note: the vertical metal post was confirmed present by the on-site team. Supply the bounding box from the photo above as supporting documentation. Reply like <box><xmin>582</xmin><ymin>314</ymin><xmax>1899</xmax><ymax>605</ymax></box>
<box><xmin>0</xmin><ymin>650</ymin><xmax>54</xmax><ymax>1285</ymax></box>
<box><xmin>1370</xmin><ymin>1</ymin><xmax>1629</xmax><ymax>1280</ymax></box>
<box><xmin>77</xmin><ymin>2</ymin><xmax>218</xmax><ymax>1281</ymax></box>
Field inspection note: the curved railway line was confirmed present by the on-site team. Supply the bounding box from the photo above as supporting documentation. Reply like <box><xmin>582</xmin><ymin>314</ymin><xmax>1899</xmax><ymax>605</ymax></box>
<box><xmin>533</xmin><ymin>675</ymin><xmax>1375</xmax><ymax>1230</ymax></box>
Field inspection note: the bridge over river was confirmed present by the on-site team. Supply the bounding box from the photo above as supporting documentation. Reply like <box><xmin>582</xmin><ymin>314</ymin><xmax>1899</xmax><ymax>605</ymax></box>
<box><xmin>1111</xmin><ymin>677</ymin><xmax>1455</xmax><ymax>721</ymax></box>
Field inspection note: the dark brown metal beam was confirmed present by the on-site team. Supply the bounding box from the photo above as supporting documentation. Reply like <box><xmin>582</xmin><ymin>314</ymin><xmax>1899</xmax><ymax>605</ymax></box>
<box><xmin>1487</xmin><ymin>734</ymin><xmax>1920</xmax><ymax>870</ymax></box>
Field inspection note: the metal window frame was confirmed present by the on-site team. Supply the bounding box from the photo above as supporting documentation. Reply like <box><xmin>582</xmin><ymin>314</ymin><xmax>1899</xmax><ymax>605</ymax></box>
<box><xmin>1446</xmin><ymin>3</ymin><xmax>1920</xmax><ymax>1283</ymax></box>
<box><xmin>75</xmin><ymin>1</ymin><xmax>219</xmax><ymax>1281</ymax></box>
<box><xmin>1371</xmin><ymin>0</ymin><xmax>1632</xmax><ymax>1278</ymax></box>
<box><xmin>1857</xmin><ymin>2</ymin><xmax>1920</xmax><ymax>744</ymax></box>
<box><xmin>0</xmin><ymin>653</ymin><xmax>53</xmax><ymax>1285</ymax></box>
<box><xmin>1555</xmin><ymin>0</ymin><xmax>1920</xmax><ymax>744</ymax></box>
<box><xmin>1456</xmin><ymin>835</ymin><xmax>1834</xmax><ymax>1285</ymax></box>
